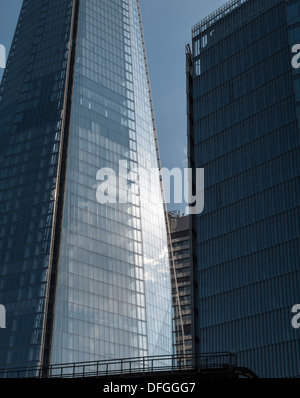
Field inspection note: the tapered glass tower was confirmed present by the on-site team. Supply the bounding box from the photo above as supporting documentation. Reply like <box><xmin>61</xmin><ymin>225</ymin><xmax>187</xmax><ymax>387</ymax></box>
<box><xmin>0</xmin><ymin>0</ymin><xmax>172</xmax><ymax>370</ymax></box>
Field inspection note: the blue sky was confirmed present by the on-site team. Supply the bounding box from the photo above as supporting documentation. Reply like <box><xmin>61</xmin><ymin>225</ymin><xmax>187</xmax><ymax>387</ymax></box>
<box><xmin>139</xmin><ymin>0</ymin><xmax>226</xmax><ymax>170</ymax></box>
<box><xmin>0</xmin><ymin>0</ymin><xmax>227</xmax><ymax>212</ymax></box>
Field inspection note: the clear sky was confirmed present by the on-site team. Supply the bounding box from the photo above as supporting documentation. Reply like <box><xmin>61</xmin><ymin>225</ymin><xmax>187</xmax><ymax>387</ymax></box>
<box><xmin>139</xmin><ymin>0</ymin><xmax>226</xmax><ymax>168</ymax></box>
<box><xmin>0</xmin><ymin>0</ymin><xmax>227</xmax><ymax>212</ymax></box>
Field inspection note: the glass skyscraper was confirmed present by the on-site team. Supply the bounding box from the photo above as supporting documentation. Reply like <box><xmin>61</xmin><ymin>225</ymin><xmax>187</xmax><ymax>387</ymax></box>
<box><xmin>187</xmin><ymin>0</ymin><xmax>300</xmax><ymax>377</ymax></box>
<box><xmin>0</xmin><ymin>0</ymin><xmax>172</xmax><ymax>370</ymax></box>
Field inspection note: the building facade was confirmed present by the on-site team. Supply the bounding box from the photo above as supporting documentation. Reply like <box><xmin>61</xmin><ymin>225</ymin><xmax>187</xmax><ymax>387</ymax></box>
<box><xmin>168</xmin><ymin>212</ymin><xmax>193</xmax><ymax>359</ymax></box>
<box><xmin>187</xmin><ymin>0</ymin><xmax>300</xmax><ymax>377</ymax></box>
<box><xmin>0</xmin><ymin>0</ymin><xmax>172</xmax><ymax>370</ymax></box>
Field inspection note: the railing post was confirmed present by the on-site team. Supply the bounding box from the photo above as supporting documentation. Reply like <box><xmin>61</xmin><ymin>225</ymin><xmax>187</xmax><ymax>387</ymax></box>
<box><xmin>229</xmin><ymin>352</ymin><xmax>234</xmax><ymax>372</ymax></box>
<box><xmin>142</xmin><ymin>357</ymin><xmax>145</xmax><ymax>375</ymax></box>
<box><xmin>73</xmin><ymin>363</ymin><xmax>76</xmax><ymax>378</ymax></box>
<box><xmin>121</xmin><ymin>359</ymin><xmax>123</xmax><ymax>376</ymax></box>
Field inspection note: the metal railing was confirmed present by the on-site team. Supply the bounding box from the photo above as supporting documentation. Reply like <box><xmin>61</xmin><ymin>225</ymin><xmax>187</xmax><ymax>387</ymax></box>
<box><xmin>0</xmin><ymin>352</ymin><xmax>236</xmax><ymax>379</ymax></box>
<box><xmin>192</xmin><ymin>0</ymin><xmax>249</xmax><ymax>37</ymax></box>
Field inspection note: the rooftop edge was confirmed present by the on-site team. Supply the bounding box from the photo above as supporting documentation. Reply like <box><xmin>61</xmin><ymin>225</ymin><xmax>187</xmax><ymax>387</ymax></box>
<box><xmin>192</xmin><ymin>0</ymin><xmax>249</xmax><ymax>37</ymax></box>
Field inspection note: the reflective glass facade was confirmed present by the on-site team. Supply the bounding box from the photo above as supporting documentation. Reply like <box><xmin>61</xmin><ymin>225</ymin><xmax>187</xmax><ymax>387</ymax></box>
<box><xmin>0</xmin><ymin>0</ymin><xmax>172</xmax><ymax>370</ymax></box>
<box><xmin>188</xmin><ymin>0</ymin><xmax>300</xmax><ymax>378</ymax></box>
<box><xmin>50</xmin><ymin>0</ymin><xmax>172</xmax><ymax>364</ymax></box>
<box><xmin>0</xmin><ymin>0</ymin><xmax>74</xmax><ymax>369</ymax></box>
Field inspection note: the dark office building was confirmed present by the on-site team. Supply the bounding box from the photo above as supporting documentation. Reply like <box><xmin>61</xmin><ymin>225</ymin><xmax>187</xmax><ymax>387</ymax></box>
<box><xmin>187</xmin><ymin>0</ymin><xmax>300</xmax><ymax>377</ymax></box>
<box><xmin>168</xmin><ymin>212</ymin><xmax>193</xmax><ymax>358</ymax></box>
<box><xmin>0</xmin><ymin>0</ymin><xmax>172</xmax><ymax>371</ymax></box>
